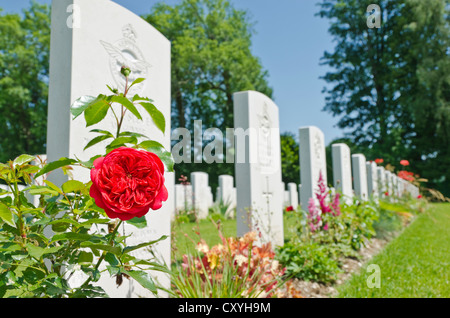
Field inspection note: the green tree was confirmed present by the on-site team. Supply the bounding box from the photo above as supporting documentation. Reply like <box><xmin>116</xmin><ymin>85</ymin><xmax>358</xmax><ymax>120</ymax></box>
<box><xmin>317</xmin><ymin>0</ymin><xmax>450</xmax><ymax>195</ymax></box>
<box><xmin>280</xmin><ymin>132</ymin><xmax>299</xmax><ymax>185</ymax></box>
<box><xmin>143</xmin><ymin>0</ymin><xmax>273</xmax><ymax>192</ymax></box>
<box><xmin>0</xmin><ymin>2</ymin><xmax>50</xmax><ymax>163</ymax></box>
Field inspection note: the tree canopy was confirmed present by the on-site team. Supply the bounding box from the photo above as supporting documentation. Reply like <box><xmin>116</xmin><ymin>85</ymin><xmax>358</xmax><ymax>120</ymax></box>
<box><xmin>317</xmin><ymin>0</ymin><xmax>450</xmax><ymax>195</ymax></box>
<box><xmin>144</xmin><ymin>0</ymin><xmax>273</xmax><ymax>191</ymax></box>
<box><xmin>0</xmin><ymin>2</ymin><xmax>50</xmax><ymax>163</ymax></box>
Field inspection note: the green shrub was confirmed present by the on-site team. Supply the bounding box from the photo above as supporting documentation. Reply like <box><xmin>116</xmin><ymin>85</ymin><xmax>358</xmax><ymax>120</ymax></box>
<box><xmin>276</xmin><ymin>241</ymin><xmax>341</xmax><ymax>284</ymax></box>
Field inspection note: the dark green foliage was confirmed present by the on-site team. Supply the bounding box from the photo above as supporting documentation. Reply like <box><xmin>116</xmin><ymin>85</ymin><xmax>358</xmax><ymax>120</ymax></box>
<box><xmin>0</xmin><ymin>2</ymin><xmax>50</xmax><ymax>162</ymax></box>
<box><xmin>317</xmin><ymin>0</ymin><xmax>450</xmax><ymax>195</ymax></box>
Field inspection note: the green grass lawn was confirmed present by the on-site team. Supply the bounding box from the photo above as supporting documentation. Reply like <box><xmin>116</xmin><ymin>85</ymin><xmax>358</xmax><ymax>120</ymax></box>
<box><xmin>171</xmin><ymin>213</ymin><xmax>297</xmax><ymax>262</ymax></box>
<box><xmin>337</xmin><ymin>203</ymin><xmax>450</xmax><ymax>298</ymax></box>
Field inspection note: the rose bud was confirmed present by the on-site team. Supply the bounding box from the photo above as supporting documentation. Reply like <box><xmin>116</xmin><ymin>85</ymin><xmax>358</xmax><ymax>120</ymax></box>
<box><xmin>89</xmin><ymin>147</ymin><xmax>168</xmax><ymax>221</ymax></box>
<box><xmin>120</xmin><ymin>66</ymin><xmax>131</xmax><ymax>77</ymax></box>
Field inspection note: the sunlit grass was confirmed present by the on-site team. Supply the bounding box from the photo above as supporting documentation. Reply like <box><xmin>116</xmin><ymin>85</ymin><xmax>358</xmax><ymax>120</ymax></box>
<box><xmin>337</xmin><ymin>203</ymin><xmax>450</xmax><ymax>298</ymax></box>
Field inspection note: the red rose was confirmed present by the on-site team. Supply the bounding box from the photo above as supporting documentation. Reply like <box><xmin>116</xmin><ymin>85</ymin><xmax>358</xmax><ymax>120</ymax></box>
<box><xmin>375</xmin><ymin>158</ymin><xmax>384</xmax><ymax>164</ymax></box>
<box><xmin>285</xmin><ymin>206</ymin><xmax>294</xmax><ymax>212</ymax></box>
<box><xmin>90</xmin><ymin>147</ymin><xmax>168</xmax><ymax>221</ymax></box>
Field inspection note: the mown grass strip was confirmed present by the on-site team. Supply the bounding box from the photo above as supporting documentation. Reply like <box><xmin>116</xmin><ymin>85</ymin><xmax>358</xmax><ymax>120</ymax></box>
<box><xmin>337</xmin><ymin>203</ymin><xmax>450</xmax><ymax>298</ymax></box>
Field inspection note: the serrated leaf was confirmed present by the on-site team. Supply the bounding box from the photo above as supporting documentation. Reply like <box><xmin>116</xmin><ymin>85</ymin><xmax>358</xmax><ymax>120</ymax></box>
<box><xmin>138</xmin><ymin>140</ymin><xmax>164</xmax><ymax>150</ymax></box>
<box><xmin>27</xmin><ymin>185</ymin><xmax>59</xmax><ymax>197</ymax></box>
<box><xmin>123</xmin><ymin>270</ymin><xmax>157</xmax><ymax>292</ymax></box>
<box><xmin>129</xmin><ymin>78</ymin><xmax>145</xmax><ymax>87</ymax></box>
<box><xmin>43</xmin><ymin>180</ymin><xmax>63</xmax><ymax>194</ymax></box>
<box><xmin>108</xmin><ymin>136</ymin><xmax>138</xmax><ymax>148</ymax></box>
<box><xmin>125</xmin><ymin>216</ymin><xmax>147</xmax><ymax>229</ymax></box>
<box><xmin>122</xmin><ymin>235</ymin><xmax>168</xmax><ymax>254</ymax></box>
<box><xmin>51</xmin><ymin>232</ymin><xmax>104</xmax><ymax>243</ymax></box>
<box><xmin>84</xmin><ymin>98</ymin><xmax>110</xmax><ymax>127</ymax></box>
<box><xmin>89</xmin><ymin>129</ymin><xmax>114</xmax><ymax>138</ymax></box>
<box><xmin>77</xmin><ymin>251</ymin><xmax>94</xmax><ymax>264</ymax></box>
<box><xmin>13</xmin><ymin>154</ymin><xmax>35</xmax><ymax>168</ymax></box>
<box><xmin>138</xmin><ymin>102</ymin><xmax>166</xmax><ymax>134</ymax></box>
<box><xmin>61</xmin><ymin>180</ymin><xmax>85</xmax><ymax>193</ymax></box>
<box><xmin>111</xmin><ymin>95</ymin><xmax>142</xmax><ymax>120</ymax></box>
<box><xmin>80</xmin><ymin>242</ymin><xmax>122</xmax><ymax>256</ymax></box>
<box><xmin>119</xmin><ymin>131</ymin><xmax>149</xmax><ymax>139</ymax></box>
<box><xmin>0</xmin><ymin>202</ymin><xmax>15</xmax><ymax>227</ymax></box>
<box><xmin>70</xmin><ymin>95</ymin><xmax>97</xmax><ymax>119</ymax></box>
<box><xmin>35</xmin><ymin>157</ymin><xmax>77</xmax><ymax>179</ymax></box>
<box><xmin>84</xmin><ymin>134</ymin><xmax>112</xmax><ymax>151</ymax></box>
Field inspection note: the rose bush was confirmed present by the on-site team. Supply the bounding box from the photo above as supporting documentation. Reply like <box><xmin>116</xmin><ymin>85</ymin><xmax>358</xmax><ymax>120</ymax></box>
<box><xmin>0</xmin><ymin>68</ymin><xmax>174</xmax><ymax>298</ymax></box>
<box><xmin>90</xmin><ymin>147</ymin><xmax>168</xmax><ymax>221</ymax></box>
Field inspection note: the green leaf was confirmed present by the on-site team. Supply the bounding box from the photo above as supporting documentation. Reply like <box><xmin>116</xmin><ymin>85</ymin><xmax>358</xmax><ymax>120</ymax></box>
<box><xmin>80</xmin><ymin>242</ymin><xmax>122</xmax><ymax>256</ymax></box>
<box><xmin>70</xmin><ymin>95</ymin><xmax>97</xmax><ymax>119</ymax></box>
<box><xmin>111</xmin><ymin>95</ymin><xmax>142</xmax><ymax>120</ymax></box>
<box><xmin>138</xmin><ymin>102</ymin><xmax>166</xmax><ymax>134</ymax></box>
<box><xmin>137</xmin><ymin>141</ymin><xmax>174</xmax><ymax>172</ymax></box>
<box><xmin>108</xmin><ymin>136</ymin><xmax>138</xmax><ymax>148</ymax></box>
<box><xmin>61</xmin><ymin>180</ymin><xmax>85</xmax><ymax>193</ymax></box>
<box><xmin>0</xmin><ymin>202</ymin><xmax>15</xmax><ymax>227</ymax></box>
<box><xmin>129</xmin><ymin>77</ymin><xmax>145</xmax><ymax>88</ymax></box>
<box><xmin>122</xmin><ymin>235</ymin><xmax>168</xmax><ymax>254</ymax></box>
<box><xmin>138</xmin><ymin>140</ymin><xmax>164</xmax><ymax>150</ymax></box>
<box><xmin>125</xmin><ymin>216</ymin><xmax>147</xmax><ymax>229</ymax></box>
<box><xmin>84</xmin><ymin>97</ymin><xmax>110</xmax><ymax>127</ymax></box>
<box><xmin>27</xmin><ymin>185</ymin><xmax>59</xmax><ymax>197</ymax></box>
<box><xmin>119</xmin><ymin>131</ymin><xmax>149</xmax><ymax>139</ymax></box>
<box><xmin>51</xmin><ymin>232</ymin><xmax>104</xmax><ymax>243</ymax></box>
<box><xmin>131</xmin><ymin>94</ymin><xmax>152</xmax><ymax>102</ymax></box>
<box><xmin>26</xmin><ymin>243</ymin><xmax>63</xmax><ymax>260</ymax></box>
<box><xmin>104</xmin><ymin>252</ymin><xmax>119</xmax><ymax>266</ymax></box>
<box><xmin>89</xmin><ymin>129</ymin><xmax>114</xmax><ymax>138</ymax></box>
<box><xmin>84</xmin><ymin>135</ymin><xmax>113</xmax><ymax>151</ymax></box>
<box><xmin>77</xmin><ymin>251</ymin><xmax>94</xmax><ymax>264</ymax></box>
<box><xmin>123</xmin><ymin>270</ymin><xmax>157</xmax><ymax>293</ymax></box>
<box><xmin>13</xmin><ymin>154</ymin><xmax>35</xmax><ymax>168</ymax></box>
<box><xmin>43</xmin><ymin>180</ymin><xmax>63</xmax><ymax>194</ymax></box>
<box><xmin>35</xmin><ymin>157</ymin><xmax>77</xmax><ymax>179</ymax></box>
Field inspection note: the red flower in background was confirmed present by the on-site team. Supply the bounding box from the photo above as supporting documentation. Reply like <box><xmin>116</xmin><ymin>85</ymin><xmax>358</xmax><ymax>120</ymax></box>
<box><xmin>398</xmin><ymin>170</ymin><xmax>414</xmax><ymax>182</ymax></box>
<box><xmin>285</xmin><ymin>206</ymin><xmax>294</xmax><ymax>212</ymax></box>
<box><xmin>417</xmin><ymin>195</ymin><xmax>422</xmax><ymax>199</ymax></box>
<box><xmin>400</xmin><ymin>160</ymin><xmax>410</xmax><ymax>166</ymax></box>
<box><xmin>90</xmin><ymin>147</ymin><xmax>168</xmax><ymax>221</ymax></box>
<box><xmin>375</xmin><ymin>158</ymin><xmax>384</xmax><ymax>164</ymax></box>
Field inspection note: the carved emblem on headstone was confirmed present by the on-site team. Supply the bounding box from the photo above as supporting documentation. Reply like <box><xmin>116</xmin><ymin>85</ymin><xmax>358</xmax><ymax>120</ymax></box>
<box><xmin>258</xmin><ymin>103</ymin><xmax>273</xmax><ymax>174</ymax></box>
<box><xmin>100</xmin><ymin>24</ymin><xmax>152</xmax><ymax>95</ymax></box>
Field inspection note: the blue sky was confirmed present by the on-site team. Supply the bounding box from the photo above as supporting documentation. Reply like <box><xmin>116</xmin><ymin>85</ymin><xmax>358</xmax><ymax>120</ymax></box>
<box><xmin>0</xmin><ymin>0</ymin><xmax>347</xmax><ymax>144</ymax></box>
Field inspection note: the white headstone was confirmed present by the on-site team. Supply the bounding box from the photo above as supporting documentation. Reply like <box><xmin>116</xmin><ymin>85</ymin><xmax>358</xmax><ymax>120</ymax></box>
<box><xmin>331</xmin><ymin>143</ymin><xmax>353</xmax><ymax>203</ymax></box>
<box><xmin>366</xmin><ymin>161</ymin><xmax>379</xmax><ymax>201</ymax></box>
<box><xmin>287</xmin><ymin>183</ymin><xmax>299</xmax><ymax>210</ymax></box>
<box><xmin>377</xmin><ymin>166</ymin><xmax>386</xmax><ymax>198</ymax></box>
<box><xmin>234</xmin><ymin>90</ymin><xmax>284</xmax><ymax>247</ymax></box>
<box><xmin>46</xmin><ymin>0</ymin><xmax>172</xmax><ymax>297</ymax></box>
<box><xmin>218</xmin><ymin>175</ymin><xmax>235</xmax><ymax>216</ymax></box>
<box><xmin>174</xmin><ymin>184</ymin><xmax>185</xmax><ymax>212</ymax></box>
<box><xmin>299</xmin><ymin>126</ymin><xmax>327</xmax><ymax>212</ymax></box>
<box><xmin>191</xmin><ymin>171</ymin><xmax>209</xmax><ymax>219</ymax></box>
<box><xmin>385</xmin><ymin>171</ymin><xmax>393</xmax><ymax>198</ymax></box>
<box><xmin>351</xmin><ymin>154</ymin><xmax>368</xmax><ymax>201</ymax></box>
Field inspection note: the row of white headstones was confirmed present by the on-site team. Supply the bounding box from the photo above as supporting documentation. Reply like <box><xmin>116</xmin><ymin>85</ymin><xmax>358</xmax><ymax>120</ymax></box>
<box><xmin>3</xmin><ymin>0</ymin><xmax>418</xmax><ymax>297</ymax></box>
<box><xmin>177</xmin><ymin>144</ymin><xmax>419</xmax><ymax>221</ymax></box>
